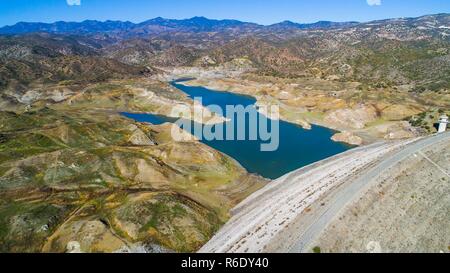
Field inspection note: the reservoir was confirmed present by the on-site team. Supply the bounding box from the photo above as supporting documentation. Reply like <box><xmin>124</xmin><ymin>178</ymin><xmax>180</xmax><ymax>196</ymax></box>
<box><xmin>123</xmin><ymin>80</ymin><xmax>352</xmax><ymax>179</ymax></box>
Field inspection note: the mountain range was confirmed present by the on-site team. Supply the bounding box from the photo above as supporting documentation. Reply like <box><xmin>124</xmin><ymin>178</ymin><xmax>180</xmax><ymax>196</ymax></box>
<box><xmin>0</xmin><ymin>16</ymin><xmax>359</xmax><ymax>35</ymax></box>
<box><xmin>1</xmin><ymin>14</ymin><xmax>449</xmax><ymax>92</ymax></box>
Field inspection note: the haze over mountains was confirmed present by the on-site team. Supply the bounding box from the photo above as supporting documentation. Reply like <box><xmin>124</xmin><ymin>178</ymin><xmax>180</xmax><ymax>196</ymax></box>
<box><xmin>0</xmin><ymin>16</ymin><xmax>359</xmax><ymax>35</ymax></box>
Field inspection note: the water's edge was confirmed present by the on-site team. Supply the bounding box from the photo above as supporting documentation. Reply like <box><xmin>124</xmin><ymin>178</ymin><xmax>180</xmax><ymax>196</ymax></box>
<box><xmin>122</xmin><ymin>80</ymin><xmax>353</xmax><ymax>179</ymax></box>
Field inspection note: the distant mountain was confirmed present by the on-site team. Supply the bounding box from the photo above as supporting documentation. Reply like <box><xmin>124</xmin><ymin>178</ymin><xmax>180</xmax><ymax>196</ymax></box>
<box><xmin>195</xmin><ymin>13</ymin><xmax>450</xmax><ymax>91</ymax></box>
<box><xmin>0</xmin><ymin>20</ymin><xmax>135</xmax><ymax>35</ymax></box>
<box><xmin>268</xmin><ymin>20</ymin><xmax>358</xmax><ymax>30</ymax></box>
<box><xmin>0</xmin><ymin>17</ymin><xmax>357</xmax><ymax>35</ymax></box>
<box><xmin>0</xmin><ymin>17</ymin><xmax>259</xmax><ymax>35</ymax></box>
<box><xmin>137</xmin><ymin>16</ymin><xmax>260</xmax><ymax>32</ymax></box>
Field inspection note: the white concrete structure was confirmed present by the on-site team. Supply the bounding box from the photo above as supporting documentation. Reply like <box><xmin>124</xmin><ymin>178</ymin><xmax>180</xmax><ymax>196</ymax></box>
<box><xmin>438</xmin><ymin>115</ymin><xmax>448</xmax><ymax>133</ymax></box>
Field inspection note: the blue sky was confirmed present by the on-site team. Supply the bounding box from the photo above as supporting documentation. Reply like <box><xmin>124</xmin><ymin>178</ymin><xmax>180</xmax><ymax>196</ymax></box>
<box><xmin>1</xmin><ymin>0</ymin><xmax>449</xmax><ymax>27</ymax></box>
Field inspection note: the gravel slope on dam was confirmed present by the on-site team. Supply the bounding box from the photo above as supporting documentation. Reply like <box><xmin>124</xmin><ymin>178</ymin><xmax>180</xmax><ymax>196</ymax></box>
<box><xmin>200</xmin><ymin>132</ymin><xmax>450</xmax><ymax>253</ymax></box>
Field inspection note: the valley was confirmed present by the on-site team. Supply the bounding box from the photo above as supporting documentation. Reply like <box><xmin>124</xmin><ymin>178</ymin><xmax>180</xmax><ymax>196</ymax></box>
<box><xmin>166</xmin><ymin>70</ymin><xmax>434</xmax><ymax>145</ymax></box>
<box><xmin>0</xmin><ymin>12</ymin><xmax>449</xmax><ymax>253</ymax></box>
<box><xmin>123</xmin><ymin>80</ymin><xmax>351</xmax><ymax>179</ymax></box>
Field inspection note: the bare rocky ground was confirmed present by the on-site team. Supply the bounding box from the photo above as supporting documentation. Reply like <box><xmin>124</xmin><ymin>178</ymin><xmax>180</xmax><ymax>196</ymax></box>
<box><xmin>310</xmin><ymin>137</ymin><xmax>450</xmax><ymax>253</ymax></box>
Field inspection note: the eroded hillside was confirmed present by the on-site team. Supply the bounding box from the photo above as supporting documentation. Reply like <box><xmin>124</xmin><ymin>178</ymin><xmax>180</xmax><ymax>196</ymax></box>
<box><xmin>0</xmin><ymin>107</ymin><xmax>264</xmax><ymax>253</ymax></box>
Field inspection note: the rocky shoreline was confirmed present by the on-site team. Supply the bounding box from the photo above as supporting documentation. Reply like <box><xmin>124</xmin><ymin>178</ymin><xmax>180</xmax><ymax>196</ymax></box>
<box><xmin>162</xmin><ymin>68</ymin><xmax>424</xmax><ymax>146</ymax></box>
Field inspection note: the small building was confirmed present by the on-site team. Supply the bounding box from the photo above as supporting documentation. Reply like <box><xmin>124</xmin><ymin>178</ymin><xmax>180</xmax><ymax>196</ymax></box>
<box><xmin>438</xmin><ymin>115</ymin><xmax>448</xmax><ymax>133</ymax></box>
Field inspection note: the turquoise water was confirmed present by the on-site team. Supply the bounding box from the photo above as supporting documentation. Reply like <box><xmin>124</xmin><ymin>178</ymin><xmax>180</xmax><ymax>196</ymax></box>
<box><xmin>122</xmin><ymin>81</ymin><xmax>352</xmax><ymax>179</ymax></box>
